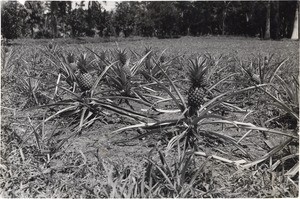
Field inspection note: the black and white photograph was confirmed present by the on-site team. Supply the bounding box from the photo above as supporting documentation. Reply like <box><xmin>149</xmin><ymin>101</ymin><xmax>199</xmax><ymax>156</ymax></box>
<box><xmin>0</xmin><ymin>0</ymin><xmax>299</xmax><ymax>197</ymax></box>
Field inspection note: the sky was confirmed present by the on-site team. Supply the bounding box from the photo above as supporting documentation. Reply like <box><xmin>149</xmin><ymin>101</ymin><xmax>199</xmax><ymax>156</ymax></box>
<box><xmin>72</xmin><ymin>1</ymin><xmax>117</xmax><ymax>11</ymax></box>
<box><xmin>100</xmin><ymin>1</ymin><xmax>117</xmax><ymax>11</ymax></box>
<box><xmin>15</xmin><ymin>0</ymin><xmax>117</xmax><ymax>11</ymax></box>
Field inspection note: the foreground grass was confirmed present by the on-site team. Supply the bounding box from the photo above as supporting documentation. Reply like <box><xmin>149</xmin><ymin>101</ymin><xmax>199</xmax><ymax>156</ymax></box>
<box><xmin>1</xmin><ymin>36</ymin><xmax>299</xmax><ymax>197</ymax></box>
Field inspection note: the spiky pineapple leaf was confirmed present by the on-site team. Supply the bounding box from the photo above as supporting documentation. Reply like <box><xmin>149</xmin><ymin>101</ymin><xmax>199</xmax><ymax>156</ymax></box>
<box><xmin>90</xmin><ymin>99</ymin><xmax>154</xmax><ymax>122</ymax></box>
<box><xmin>262</xmin><ymin>84</ymin><xmax>299</xmax><ymax>120</ymax></box>
<box><xmin>241</xmin><ymin>137</ymin><xmax>293</xmax><ymax>169</ymax></box>
<box><xmin>198</xmin><ymin>84</ymin><xmax>269</xmax><ymax>116</ymax></box>
<box><xmin>207</xmin><ymin>73</ymin><xmax>237</xmax><ymax>92</ymax></box>
<box><xmin>131</xmin><ymin>50</ymin><xmax>152</xmax><ymax>76</ymax></box>
<box><xmin>145</xmin><ymin>158</ymin><xmax>176</xmax><ymax>191</ymax></box>
<box><xmin>92</xmin><ymin>96</ymin><xmax>152</xmax><ymax>107</ymax></box>
<box><xmin>141</xmin><ymin>71</ymin><xmax>185</xmax><ymax>112</ymax></box>
<box><xmin>204</xmin><ymin>120</ymin><xmax>298</xmax><ymax>138</ymax></box>
<box><xmin>91</xmin><ymin>61</ymin><xmax>118</xmax><ymax>96</ymax></box>
<box><xmin>268</xmin><ymin>57</ymin><xmax>288</xmax><ymax>83</ymax></box>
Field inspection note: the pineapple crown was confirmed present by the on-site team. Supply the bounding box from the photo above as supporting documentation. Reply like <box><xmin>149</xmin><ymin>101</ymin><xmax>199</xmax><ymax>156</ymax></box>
<box><xmin>48</xmin><ymin>42</ymin><xmax>53</xmax><ymax>50</ymax></box>
<box><xmin>115</xmin><ymin>49</ymin><xmax>127</xmax><ymax>66</ymax></box>
<box><xmin>99</xmin><ymin>50</ymin><xmax>106</xmax><ymax>61</ymax></box>
<box><xmin>119</xmin><ymin>59</ymin><xmax>132</xmax><ymax>80</ymax></box>
<box><xmin>47</xmin><ymin>40</ymin><xmax>59</xmax><ymax>52</ymax></box>
<box><xmin>109</xmin><ymin>56</ymin><xmax>132</xmax><ymax>83</ymax></box>
<box><xmin>187</xmin><ymin>56</ymin><xmax>209</xmax><ymax>87</ymax></box>
<box><xmin>144</xmin><ymin>46</ymin><xmax>153</xmax><ymax>59</ymax></box>
<box><xmin>77</xmin><ymin>53</ymin><xmax>88</xmax><ymax>69</ymax></box>
<box><xmin>77</xmin><ymin>53</ymin><xmax>94</xmax><ymax>73</ymax></box>
<box><xmin>67</xmin><ymin>52</ymin><xmax>75</xmax><ymax>64</ymax></box>
<box><xmin>160</xmin><ymin>55</ymin><xmax>166</xmax><ymax>63</ymax></box>
<box><xmin>4</xmin><ymin>46</ymin><xmax>10</xmax><ymax>53</ymax></box>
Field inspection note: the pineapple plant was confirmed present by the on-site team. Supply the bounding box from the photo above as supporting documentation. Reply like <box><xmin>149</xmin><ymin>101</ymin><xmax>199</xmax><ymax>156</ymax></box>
<box><xmin>114</xmin><ymin>48</ymin><xmax>132</xmax><ymax>79</ymax></box>
<box><xmin>187</xmin><ymin>56</ymin><xmax>209</xmax><ymax>115</ymax></box>
<box><xmin>115</xmin><ymin>48</ymin><xmax>127</xmax><ymax>66</ymax></box>
<box><xmin>106</xmin><ymin>49</ymin><xmax>154</xmax><ymax>109</ymax></box>
<box><xmin>75</xmin><ymin>53</ymin><xmax>95</xmax><ymax>92</ymax></box>
<box><xmin>96</xmin><ymin>49</ymin><xmax>108</xmax><ymax>72</ymax></box>
<box><xmin>140</xmin><ymin>48</ymin><xmax>175</xmax><ymax>82</ymax></box>
<box><xmin>46</xmin><ymin>40</ymin><xmax>62</xmax><ymax>55</ymax></box>
<box><xmin>62</xmin><ymin>52</ymin><xmax>77</xmax><ymax>87</ymax></box>
<box><xmin>144</xmin><ymin>46</ymin><xmax>153</xmax><ymax>72</ymax></box>
<box><xmin>107</xmin><ymin>62</ymin><xmax>133</xmax><ymax>98</ymax></box>
<box><xmin>122</xmin><ymin>59</ymin><xmax>132</xmax><ymax>79</ymax></box>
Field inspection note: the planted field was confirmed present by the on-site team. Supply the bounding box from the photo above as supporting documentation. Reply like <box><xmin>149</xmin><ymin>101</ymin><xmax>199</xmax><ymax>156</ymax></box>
<box><xmin>1</xmin><ymin>36</ymin><xmax>299</xmax><ymax>197</ymax></box>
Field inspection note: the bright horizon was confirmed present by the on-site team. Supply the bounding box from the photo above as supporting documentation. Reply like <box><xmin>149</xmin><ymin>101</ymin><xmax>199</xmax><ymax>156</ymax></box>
<box><xmin>72</xmin><ymin>1</ymin><xmax>117</xmax><ymax>11</ymax></box>
<box><xmin>102</xmin><ymin>1</ymin><xmax>117</xmax><ymax>11</ymax></box>
<box><xmin>14</xmin><ymin>0</ymin><xmax>117</xmax><ymax>11</ymax></box>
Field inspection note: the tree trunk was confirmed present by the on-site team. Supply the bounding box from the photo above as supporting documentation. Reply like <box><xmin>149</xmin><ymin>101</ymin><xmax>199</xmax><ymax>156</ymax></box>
<box><xmin>187</xmin><ymin>26</ymin><xmax>191</xmax><ymax>36</ymax></box>
<box><xmin>52</xmin><ymin>15</ymin><xmax>58</xmax><ymax>38</ymax></box>
<box><xmin>274</xmin><ymin>1</ymin><xmax>280</xmax><ymax>40</ymax></box>
<box><xmin>222</xmin><ymin>2</ymin><xmax>230</xmax><ymax>36</ymax></box>
<box><xmin>291</xmin><ymin>2</ymin><xmax>299</xmax><ymax>40</ymax></box>
<box><xmin>222</xmin><ymin>9</ymin><xmax>226</xmax><ymax>35</ymax></box>
<box><xmin>264</xmin><ymin>1</ymin><xmax>271</xmax><ymax>39</ymax></box>
<box><xmin>62</xmin><ymin>23</ymin><xmax>66</xmax><ymax>38</ymax></box>
<box><xmin>31</xmin><ymin>26</ymin><xmax>34</xmax><ymax>38</ymax></box>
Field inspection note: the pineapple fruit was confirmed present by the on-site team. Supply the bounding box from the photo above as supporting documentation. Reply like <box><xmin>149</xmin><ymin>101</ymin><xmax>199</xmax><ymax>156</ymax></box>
<box><xmin>188</xmin><ymin>87</ymin><xmax>205</xmax><ymax>109</ymax></box>
<box><xmin>75</xmin><ymin>69</ymin><xmax>94</xmax><ymax>91</ymax></box>
<box><xmin>187</xmin><ymin>56</ymin><xmax>209</xmax><ymax>114</ymax></box>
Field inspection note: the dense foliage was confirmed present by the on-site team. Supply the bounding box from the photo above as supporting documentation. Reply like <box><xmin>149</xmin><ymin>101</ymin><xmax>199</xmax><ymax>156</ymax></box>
<box><xmin>1</xmin><ymin>1</ymin><xmax>298</xmax><ymax>39</ymax></box>
<box><xmin>1</xmin><ymin>37</ymin><xmax>298</xmax><ymax>198</ymax></box>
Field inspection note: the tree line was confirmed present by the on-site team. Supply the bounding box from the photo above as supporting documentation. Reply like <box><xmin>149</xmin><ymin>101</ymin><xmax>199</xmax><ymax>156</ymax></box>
<box><xmin>1</xmin><ymin>1</ymin><xmax>298</xmax><ymax>40</ymax></box>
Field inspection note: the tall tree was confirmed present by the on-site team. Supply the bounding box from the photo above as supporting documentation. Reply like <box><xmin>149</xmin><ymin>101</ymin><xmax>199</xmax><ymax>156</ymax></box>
<box><xmin>190</xmin><ymin>1</ymin><xmax>223</xmax><ymax>35</ymax></box>
<box><xmin>45</xmin><ymin>1</ymin><xmax>72</xmax><ymax>38</ymax></box>
<box><xmin>113</xmin><ymin>1</ymin><xmax>138</xmax><ymax>37</ymax></box>
<box><xmin>135</xmin><ymin>2</ymin><xmax>155</xmax><ymax>36</ymax></box>
<box><xmin>67</xmin><ymin>7</ymin><xmax>88</xmax><ymax>37</ymax></box>
<box><xmin>1</xmin><ymin>1</ymin><xmax>24</xmax><ymax>39</ymax></box>
<box><xmin>49</xmin><ymin>1</ymin><xmax>59</xmax><ymax>37</ymax></box>
<box><xmin>86</xmin><ymin>1</ymin><xmax>102</xmax><ymax>36</ymax></box>
<box><xmin>24</xmin><ymin>1</ymin><xmax>45</xmax><ymax>38</ymax></box>
<box><xmin>57</xmin><ymin>1</ymin><xmax>72</xmax><ymax>37</ymax></box>
<box><xmin>175</xmin><ymin>1</ymin><xmax>194</xmax><ymax>35</ymax></box>
<box><xmin>146</xmin><ymin>1</ymin><xmax>180</xmax><ymax>37</ymax></box>
<box><xmin>273</xmin><ymin>1</ymin><xmax>280</xmax><ymax>39</ymax></box>
<box><xmin>221</xmin><ymin>1</ymin><xmax>231</xmax><ymax>35</ymax></box>
<box><xmin>99</xmin><ymin>10</ymin><xmax>114</xmax><ymax>37</ymax></box>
